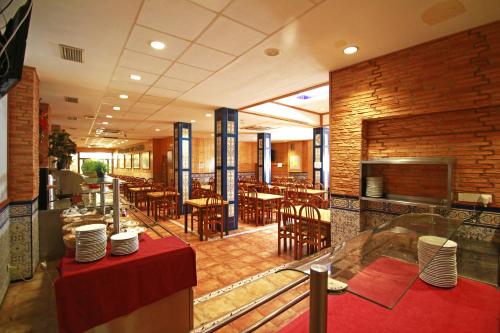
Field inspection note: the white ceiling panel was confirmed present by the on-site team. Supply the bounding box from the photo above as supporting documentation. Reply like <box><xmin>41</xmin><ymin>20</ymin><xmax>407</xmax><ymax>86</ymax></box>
<box><xmin>190</xmin><ymin>0</ymin><xmax>232</xmax><ymax>12</ymax></box>
<box><xmin>165</xmin><ymin>63</ymin><xmax>213</xmax><ymax>83</ymax></box>
<box><xmin>112</xmin><ymin>67</ymin><xmax>159</xmax><ymax>85</ymax></box>
<box><xmin>223</xmin><ymin>0</ymin><xmax>313</xmax><ymax>34</ymax></box>
<box><xmin>178</xmin><ymin>44</ymin><xmax>235</xmax><ymax>71</ymax></box>
<box><xmin>197</xmin><ymin>17</ymin><xmax>266</xmax><ymax>55</ymax></box>
<box><xmin>147</xmin><ymin>87</ymin><xmax>183</xmax><ymax>99</ymax></box>
<box><xmin>137</xmin><ymin>0</ymin><xmax>216</xmax><ymax>40</ymax></box>
<box><xmin>154</xmin><ymin>76</ymin><xmax>196</xmax><ymax>92</ymax></box>
<box><xmin>129</xmin><ymin>102</ymin><xmax>162</xmax><ymax>113</ymax></box>
<box><xmin>119</xmin><ymin>49</ymin><xmax>173</xmax><ymax>74</ymax></box>
<box><xmin>108</xmin><ymin>80</ymin><xmax>150</xmax><ymax>94</ymax></box>
<box><xmin>139</xmin><ymin>95</ymin><xmax>173</xmax><ymax>105</ymax></box>
<box><xmin>126</xmin><ymin>25</ymin><xmax>190</xmax><ymax>60</ymax></box>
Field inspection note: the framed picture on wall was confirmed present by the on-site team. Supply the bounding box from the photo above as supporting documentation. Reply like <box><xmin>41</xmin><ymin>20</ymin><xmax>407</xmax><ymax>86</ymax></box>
<box><xmin>119</xmin><ymin>154</ymin><xmax>125</xmax><ymax>169</ymax></box>
<box><xmin>141</xmin><ymin>151</ymin><xmax>150</xmax><ymax>169</ymax></box>
<box><xmin>125</xmin><ymin>154</ymin><xmax>132</xmax><ymax>169</ymax></box>
<box><xmin>133</xmin><ymin>153</ymin><xmax>140</xmax><ymax>169</ymax></box>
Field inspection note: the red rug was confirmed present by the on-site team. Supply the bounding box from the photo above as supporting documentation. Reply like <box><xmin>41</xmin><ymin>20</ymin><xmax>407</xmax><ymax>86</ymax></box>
<box><xmin>279</xmin><ymin>258</ymin><xmax>499</xmax><ymax>333</ymax></box>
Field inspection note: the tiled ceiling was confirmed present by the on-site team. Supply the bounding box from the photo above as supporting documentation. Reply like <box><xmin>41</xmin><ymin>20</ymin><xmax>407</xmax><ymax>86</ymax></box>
<box><xmin>23</xmin><ymin>0</ymin><xmax>500</xmax><ymax>147</ymax></box>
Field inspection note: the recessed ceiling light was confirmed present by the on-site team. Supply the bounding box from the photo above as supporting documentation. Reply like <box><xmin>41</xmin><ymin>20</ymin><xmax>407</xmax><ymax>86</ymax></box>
<box><xmin>343</xmin><ymin>46</ymin><xmax>358</xmax><ymax>55</ymax></box>
<box><xmin>150</xmin><ymin>41</ymin><xmax>165</xmax><ymax>50</ymax></box>
<box><xmin>155</xmin><ymin>128</ymin><xmax>160</xmax><ymax>132</ymax></box>
<box><xmin>264</xmin><ymin>48</ymin><xmax>280</xmax><ymax>57</ymax></box>
<box><xmin>106</xmin><ymin>115</ymin><xmax>113</xmax><ymax>118</ymax></box>
<box><xmin>190</xmin><ymin>120</ymin><xmax>196</xmax><ymax>123</ymax></box>
<box><xmin>101</xmin><ymin>122</ymin><xmax>109</xmax><ymax>125</ymax></box>
<box><xmin>113</xmin><ymin>106</ymin><xmax>121</xmax><ymax>111</ymax></box>
<box><xmin>119</xmin><ymin>94</ymin><xmax>128</xmax><ymax>99</ymax></box>
<box><xmin>125</xmin><ymin>139</ymin><xmax>128</xmax><ymax>142</ymax></box>
<box><xmin>130</xmin><ymin>74</ymin><xmax>142</xmax><ymax>81</ymax></box>
<box><xmin>205</xmin><ymin>113</ymin><xmax>212</xmax><ymax>117</ymax></box>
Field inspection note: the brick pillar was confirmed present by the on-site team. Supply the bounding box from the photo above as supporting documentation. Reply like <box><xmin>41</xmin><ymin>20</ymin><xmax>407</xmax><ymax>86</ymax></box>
<box><xmin>39</xmin><ymin>103</ymin><xmax>50</xmax><ymax>210</ymax></box>
<box><xmin>7</xmin><ymin>66</ymin><xmax>40</xmax><ymax>280</ymax></box>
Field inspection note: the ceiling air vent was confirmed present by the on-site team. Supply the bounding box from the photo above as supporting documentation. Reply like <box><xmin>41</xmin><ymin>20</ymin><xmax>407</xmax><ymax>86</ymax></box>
<box><xmin>59</xmin><ymin>44</ymin><xmax>84</xmax><ymax>63</ymax></box>
<box><xmin>84</xmin><ymin>115</ymin><xmax>95</xmax><ymax>120</ymax></box>
<box><xmin>67</xmin><ymin>116</ymin><xmax>77</xmax><ymax>121</ymax></box>
<box><xmin>64</xmin><ymin>96</ymin><xmax>79</xmax><ymax>103</ymax></box>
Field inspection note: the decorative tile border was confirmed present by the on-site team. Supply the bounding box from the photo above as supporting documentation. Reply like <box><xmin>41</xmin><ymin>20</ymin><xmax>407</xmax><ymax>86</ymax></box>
<box><xmin>9</xmin><ymin>197</ymin><xmax>39</xmax><ymax>281</ymax></box>
<box><xmin>0</xmin><ymin>209</ymin><xmax>10</xmax><ymax>305</ymax></box>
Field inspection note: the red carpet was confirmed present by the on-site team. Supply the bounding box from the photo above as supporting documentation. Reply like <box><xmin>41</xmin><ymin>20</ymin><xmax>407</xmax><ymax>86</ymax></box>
<box><xmin>347</xmin><ymin>257</ymin><xmax>419</xmax><ymax>308</ymax></box>
<box><xmin>279</xmin><ymin>258</ymin><xmax>499</xmax><ymax>333</ymax></box>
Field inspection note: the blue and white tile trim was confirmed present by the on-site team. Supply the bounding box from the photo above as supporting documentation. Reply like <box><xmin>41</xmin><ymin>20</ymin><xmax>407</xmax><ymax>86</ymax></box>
<box><xmin>0</xmin><ymin>203</ymin><xmax>10</xmax><ymax>304</ymax></box>
<box><xmin>329</xmin><ymin>194</ymin><xmax>500</xmax><ymax>247</ymax></box>
<box><xmin>9</xmin><ymin>197</ymin><xmax>39</xmax><ymax>281</ymax></box>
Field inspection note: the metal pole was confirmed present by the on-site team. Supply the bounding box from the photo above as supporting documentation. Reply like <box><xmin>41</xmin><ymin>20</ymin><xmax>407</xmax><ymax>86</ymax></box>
<box><xmin>309</xmin><ymin>264</ymin><xmax>328</xmax><ymax>333</ymax></box>
<box><xmin>99</xmin><ymin>182</ymin><xmax>106</xmax><ymax>214</ymax></box>
<box><xmin>113</xmin><ymin>178</ymin><xmax>120</xmax><ymax>234</ymax></box>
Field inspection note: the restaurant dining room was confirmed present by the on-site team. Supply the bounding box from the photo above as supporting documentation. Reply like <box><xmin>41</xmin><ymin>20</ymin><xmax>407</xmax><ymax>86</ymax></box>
<box><xmin>1</xmin><ymin>0</ymin><xmax>499</xmax><ymax>333</ymax></box>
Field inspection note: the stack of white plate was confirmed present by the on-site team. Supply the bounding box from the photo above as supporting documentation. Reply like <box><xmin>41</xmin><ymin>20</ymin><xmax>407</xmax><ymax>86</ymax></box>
<box><xmin>418</xmin><ymin>235</ymin><xmax>458</xmax><ymax>288</ymax></box>
<box><xmin>75</xmin><ymin>224</ymin><xmax>107</xmax><ymax>263</ymax></box>
<box><xmin>366</xmin><ymin>177</ymin><xmax>383</xmax><ymax>197</ymax></box>
<box><xmin>110</xmin><ymin>232</ymin><xmax>139</xmax><ymax>256</ymax></box>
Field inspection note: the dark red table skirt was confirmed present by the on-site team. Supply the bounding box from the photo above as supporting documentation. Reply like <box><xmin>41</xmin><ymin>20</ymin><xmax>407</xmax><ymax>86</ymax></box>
<box><xmin>279</xmin><ymin>259</ymin><xmax>499</xmax><ymax>333</ymax></box>
<box><xmin>55</xmin><ymin>234</ymin><xmax>197</xmax><ymax>333</ymax></box>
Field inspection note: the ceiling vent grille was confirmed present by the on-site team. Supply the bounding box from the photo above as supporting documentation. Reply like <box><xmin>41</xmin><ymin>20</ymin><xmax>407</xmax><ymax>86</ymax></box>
<box><xmin>67</xmin><ymin>116</ymin><xmax>77</xmax><ymax>121</ymax></box>
<box><xmin>83</xmin><ymin>115</ymin><xmax>95</xmax><ymax>120</ymax></box>
<box><xmin>59</xmin><ymin>44</ymin><xmax>84</xmax><ymax>63</ymax></box>
<box><xmin>241</xmin><ymin>125</ymin><xmax>273</xmax><ymax>131</ymax></box>
<box><xmin>64</xmin><ymin>96</ymin><xmax>79</xmax><ymax>103</ymax></box>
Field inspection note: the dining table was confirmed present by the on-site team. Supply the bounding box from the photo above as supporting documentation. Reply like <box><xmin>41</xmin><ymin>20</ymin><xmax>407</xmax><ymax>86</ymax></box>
<box><xmin>244</xmin><ymin>192</ymin><xmax>284</xmax><ymax>225</ymax></box>
<box><xmin>183</xmin><ymin>198</ymin><xmax>229</xmax><ymax>241</ymax></box>
<box><xmin>146</xmin><ymin>191</ymin><xmax>179</xmax><ymax>221</ymax></box>
<box><xmin>280</xmin><ymin>204</ymin><xmax>331</xmax><ymax>259</ymax></box>
<box><xmin>127</xmin><ymin>186</ymin><xmax>154</xmax><ymax>206</ymax></box>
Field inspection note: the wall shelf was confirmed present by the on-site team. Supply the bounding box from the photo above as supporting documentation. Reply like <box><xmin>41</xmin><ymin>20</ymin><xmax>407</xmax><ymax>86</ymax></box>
<box><xmin>360</xmin><ymin>157</ymin><xmax>455</xmax><ymax>208</ymax></box>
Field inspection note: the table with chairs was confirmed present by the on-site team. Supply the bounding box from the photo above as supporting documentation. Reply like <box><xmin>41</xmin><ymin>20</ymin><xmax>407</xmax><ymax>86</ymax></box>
<box><xmin>183</xmin><ymin>194</ymin><xmax>228</xmax><ymax>241</ymax></box>
<box><xmin>278</xmin><ymin>200</ymin><xmax>331</xmax><ymax>260</ymax></box>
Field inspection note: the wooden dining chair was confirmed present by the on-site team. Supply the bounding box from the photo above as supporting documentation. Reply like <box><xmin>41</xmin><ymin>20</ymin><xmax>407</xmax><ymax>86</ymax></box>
<box><xmin>278</xmin><ymin>200</ymin><xmax>297</xmax><ymax>258</ymax></box>
<box><xmin>156</xmin><ymin>189</ymin><xmax>177</xmax><ymax>220</ymax></box>
<box><xmin>309</xmin><ymin>195</ymin><xmax>328</xmax><ymax>209</ymax></box>
<box><xmin>204</xmin><ymin>194</ymin><xmax>224</xmax><ymax>240</ymax></box>
<box><xmin>190</xmin><ymin>188</ymin><xmax>203</xmax><ymax>231</ymax></box>
<box><xmin>238</xmin><ymin>189</ymin><xmax>246</xmax><ymax>222</ymax></box>
<box><xmin>245</xmin><ymin>188</ymin><xmax>259</xmax><ymax>225</ymax></box>
<box><xmin>297</xmin><ymin>203</ymin><xmax>327</xmax><ymax>259</ymax></box>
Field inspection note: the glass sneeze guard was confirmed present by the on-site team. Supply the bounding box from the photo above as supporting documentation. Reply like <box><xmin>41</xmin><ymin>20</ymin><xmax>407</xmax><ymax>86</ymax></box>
<box><xmin>294</xmin><ymin>212</ymin><xmax>465</xmax><ymax>309</ymax></box>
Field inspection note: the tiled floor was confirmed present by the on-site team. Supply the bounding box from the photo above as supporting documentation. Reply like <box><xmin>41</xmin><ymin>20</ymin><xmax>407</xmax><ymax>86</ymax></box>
<box><xmin>0</xmin><ymin>211</ymin><xmax>310</xmax><ymax>332</ymax></box>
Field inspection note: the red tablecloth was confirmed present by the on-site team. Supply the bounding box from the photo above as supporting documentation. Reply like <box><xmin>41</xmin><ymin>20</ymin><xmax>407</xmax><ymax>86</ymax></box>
<box><xmin>55</xmin><ymin>234</ymin><xmax>197</xmax><ymax>333</ymax></box>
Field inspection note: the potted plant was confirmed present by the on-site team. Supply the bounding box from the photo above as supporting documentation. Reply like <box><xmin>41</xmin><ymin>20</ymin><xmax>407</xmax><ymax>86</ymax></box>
<box><xmin>48</xmin><ymin>130</ymin><xmax>77</xmax><ymax>170</ymax></box>
<box><xmin>81</xmin><ymin>160</ymin><xmax>109</xmax><ymax>178</ymax></box>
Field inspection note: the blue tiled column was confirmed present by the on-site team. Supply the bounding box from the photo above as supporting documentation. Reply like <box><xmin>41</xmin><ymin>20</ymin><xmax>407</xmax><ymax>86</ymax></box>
<box><xmin>313</xmin><ymin>127</ymin><xmax>329</xmax><ymax>190</ymax></box>
<box><xmin>215</xmin><ymin>108</ymin><xmax>238</xmax><ymax>231</ymax></box>
<box><xmin>257</xmin><ymin>133</ymin><xmax>271</xmax><ymax>184</ymax></box>
<box><xmin>173</xmin><ymin>122</ymin><xmax>192</xmax><ymax>214</ymax></box>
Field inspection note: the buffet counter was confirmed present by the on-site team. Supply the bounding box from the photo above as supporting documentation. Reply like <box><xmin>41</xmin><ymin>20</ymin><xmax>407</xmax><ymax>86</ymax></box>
<box><xmin>55</xmin><ymin>234</ymin><xmax>197</xmax><ymax>333</ymax></box>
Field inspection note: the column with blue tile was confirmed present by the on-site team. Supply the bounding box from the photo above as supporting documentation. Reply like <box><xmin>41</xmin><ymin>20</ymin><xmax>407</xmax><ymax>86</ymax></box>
<box><xmin>215</xmin><ymin>108</ymin><xmax>238</xmax><ymax>231</ymax></box>
<box><xmin>313</xmin><ymin>127</ymin><xmax>330</xmax><ymax>190</ymax></box>
<box><xmin>257</xmin><ymin>133</ymin><xmax>271</xmax><ymax>184</ymax></box>
<box><xmin>173</xmin><ymin>122</ymin><xmax>192</xmax><ymax>214</ymax></box>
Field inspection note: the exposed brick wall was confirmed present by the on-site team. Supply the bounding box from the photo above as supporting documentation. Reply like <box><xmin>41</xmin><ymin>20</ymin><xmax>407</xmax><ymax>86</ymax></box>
<box><xmin>365</xmin><ymin>108</ymin><xmax>499</xmax><ymax>205</ymax></box>
<box><xmin>7</xmin><ymin>67</ymin><xmax>40</xmax><ymax>202</ymax></box>
<box><xmin>330</xmin><ymin>21</ymin><xmax>500</xmax><ymax>207</ymax></box>
<box><xmin>39</xmin><ymin>103</ymin><xmax>50</xmax><ymax>168</ymax></box>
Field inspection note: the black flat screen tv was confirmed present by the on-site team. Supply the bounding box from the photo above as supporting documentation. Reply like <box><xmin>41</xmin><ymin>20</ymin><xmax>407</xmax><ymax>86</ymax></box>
<box><xmin>0</xmin><ymin>0</ymin><xmax>32</xmax><ymax>98</ymax></box>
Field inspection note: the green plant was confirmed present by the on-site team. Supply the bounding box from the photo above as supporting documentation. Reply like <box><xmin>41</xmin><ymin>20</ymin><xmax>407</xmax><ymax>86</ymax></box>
<box><xmin>48</xmin><ymin>130</ymin><xmax>77</xmax><ymax>170</ymax></box>
<box><xmin>81</xmin><ymin>160</ymin><xmax>109</xmax><ymax>177</ymax></box>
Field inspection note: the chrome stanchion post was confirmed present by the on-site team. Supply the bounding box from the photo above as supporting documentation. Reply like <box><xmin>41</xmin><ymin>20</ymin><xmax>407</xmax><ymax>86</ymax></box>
<box><xmin>309</xmin><ymin>264</ymin><xmax>328</xmax><ymax>333</ymax></box>
<box><xmin>112</xmin><ymin>178</ymin><xmax>120</xmax><ymax>234</ymax></box>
